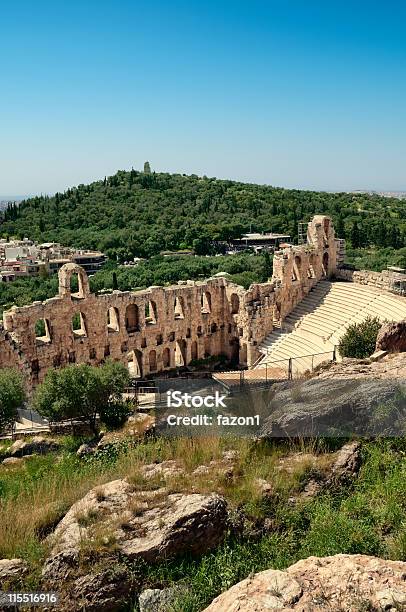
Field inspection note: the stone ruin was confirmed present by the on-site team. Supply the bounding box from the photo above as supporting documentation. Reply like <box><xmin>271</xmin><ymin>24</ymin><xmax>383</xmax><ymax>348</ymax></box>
<box><xmin>0</xmin><ymin>216</ymin><xmax>339</xmax><ymax>386</ymax></box>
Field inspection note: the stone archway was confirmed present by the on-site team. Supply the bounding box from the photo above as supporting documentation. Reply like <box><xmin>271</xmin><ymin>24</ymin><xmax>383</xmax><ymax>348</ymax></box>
<box><xmin>58</xmin><ymin>263</ymin><xmax>90</xmax><ymax>299</ymax></box>
<box><xmin>127</xmin><ymin>350</ymin><xmax>143</xmax><ymax>378</ymax></box>
<box><xmin>175</xmin><ymin>339</ymin><xmax>187</xmax><ymax>366</ymax></box>
<box><xmin>322</xmin><ymin>251</ymin><xmax>329</xmax><ymax>276</ymax></box>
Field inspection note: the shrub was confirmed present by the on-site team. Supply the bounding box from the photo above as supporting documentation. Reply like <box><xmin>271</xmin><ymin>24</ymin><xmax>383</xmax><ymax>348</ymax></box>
<box><xmin>34</xmin><ymin>360</ymin><xmax>130</xmax><ymax>432</ymax></box>
<box><xmin>0</xmin><ymin>369</ymin><xmax>26</xmax><ymax>433</ymax></box>
<box><xmin>338</xmin><ymin>316</ymin><xmax>382</xmax><ymax>359</ymax></box>
<box><xmin>100</xmin><ymin>401</ymin><xmax>131</xmax><ymax>429</ymax></box>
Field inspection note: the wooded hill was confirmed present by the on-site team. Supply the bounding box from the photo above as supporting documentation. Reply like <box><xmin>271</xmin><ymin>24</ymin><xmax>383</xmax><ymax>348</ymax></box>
<box><xmin>1</xmin><ymin>170</ymin><xmax>406</xmax><ymax>263</ymax></box>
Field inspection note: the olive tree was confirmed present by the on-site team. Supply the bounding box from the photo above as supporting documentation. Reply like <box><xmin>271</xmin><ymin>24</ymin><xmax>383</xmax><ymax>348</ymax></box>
<box><xmin>0</xmin><ymin>369</ymin><xmax>26</xmax><ymax>433</ymax></box>
<box><xmin>338</xmin><ymin>316</ymin><xmax>382</xmax><ymax>359</ymax></box>
<box><xmin>34</xmin><ymin>360</ymin><xmax>130</xmax><ymax>431</ymax></box>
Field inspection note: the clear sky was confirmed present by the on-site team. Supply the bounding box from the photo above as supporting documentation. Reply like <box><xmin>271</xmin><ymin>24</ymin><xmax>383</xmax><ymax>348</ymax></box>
<box><xmin>1</xmin><ymin>0</ymin><xmax>405</xmax><ymax>195</ymax></box>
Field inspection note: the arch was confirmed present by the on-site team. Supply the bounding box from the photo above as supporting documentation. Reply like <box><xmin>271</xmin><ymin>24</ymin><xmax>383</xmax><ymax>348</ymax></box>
<box><xmin>211</xmin><ymin>322</ymin><xmax>218</xmax><ymax>333</ymax></box>
<box><xmin>72</xmin><ymin>312</ymin><xmax>87</xmax><ymax>338</ymax></box>
<box><xmin>128</xmin><ymin>350</ymin><xmax>143</xmax><ymax>378</ymax></box>
<box><xmin>307</xmin><ymin>254</ymin><xmax>316</xmax><ymax>279</ymax></box>
<box><xmin>191</xmin><ymin>340</ymin><xmax>198</xmax><ymax>361</ymax></box>
<box><xmin>240</xmin><ymin>343</ymin><xmax>247</xmax><ymax>364</ymax></box>
<box><xmin>107</xmin><ymin>307</ymin><xmax>120</xmax><ymax>332</ymax></box>
<box><xmin>162</xmin><ymin>347</ymin><xmax>170</xmax><ymax>368</ymax></box>
<box><xmin>35</xmin><ymin>318</ymin><xmax>51</xmax><ymax>344</ymax></box>
<box><xmin>149</xmin><ymin>349</ymin><xmax>157</xmax><ymax>372</ymax></box>
<box><xmin>201</xmin><ymin>291</ymin><xmax>211</xmax><ymax>314</ymax></box>
<box><xmin>292</xmin><ymin>255</ymin><xmax>302</xmax><ymax>282</ymax></box>
<box><xmin>322</xmin><ymin>252</ymin><xmax>329</xmax><ymax>276</ymax></box>
<box><xmin>145</xmin><ymin>300</ymin><xmax>158</xmax><ymax>325</ymax></box>
<box><xmin>174</xmin><ymin>296</ymin><xmax>185</xmax><ymax>319</ymax></box>
<box><xmin>175</xmin><ymin>339</ymin><xmax>187</xmax><ymax>366</ymax></box>
<box><xmin>58</xmin><ymin>263</ymin><xmax>90</xmax><ymax>299</ymax></box>
<box><xmin>230</xmin><ymin>293</ymin><xmax>240</xmax><ymax>314</ymax></box>
<box><xmin>125</xmin><ymin>304</ymin><xmax>140</xmax><ymax>333</ymax></box>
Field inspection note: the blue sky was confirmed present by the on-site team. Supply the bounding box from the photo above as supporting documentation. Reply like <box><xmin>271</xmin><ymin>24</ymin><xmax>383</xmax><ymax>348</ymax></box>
<box><xmin>1</xmin><ymin>0</ymin><xmax>405</xmax><ymax>194</ymax></box>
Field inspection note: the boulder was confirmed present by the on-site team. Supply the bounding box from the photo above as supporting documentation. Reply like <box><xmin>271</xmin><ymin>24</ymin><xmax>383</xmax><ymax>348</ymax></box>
<box><xmin>72</xmin><ymin>566</ymin><xmax>133</xmax><ymax>612</ymax></box>
<box><xmin>0</xmin><ymin>558</ymin><xmax>26</xmax><ymax>581</ymax></box>
<box><xmin>260</xmin><ymin>378</ymin><xmax>406</xmax><ymax>437</ymax></box>
<box><xmin>203</xmin><ymin>554</ymin><xmax>406</xmax><ymax>611</ymax></box>
<box><xmin>139</xmin><ymin>586</ymin><xmax>189</xmax><ymax>612</ymax></box>
<box><xmin>2</xmin><ymin>457</ymin><xmax>24</xmax><ymax>466</ymax></box>
<box><xmin>8</xmin><ymin>436</ymin><xmax>60</xmax><ymax>457</ymax></box>
<box><xmin>376</xmin><ymin>320</ymin><xmax>406</xmax><ymax>353</ymax></box>
<box><xmin>43</xmin><ymin>479</ymin><xmax>228</xmax><ymax>585</ymax></box>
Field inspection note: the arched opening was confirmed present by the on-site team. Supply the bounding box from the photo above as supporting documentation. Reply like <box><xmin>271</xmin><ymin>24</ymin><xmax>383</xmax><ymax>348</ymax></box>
<box><xmin>175</xmin><ymin>339</ymin><xmax>187</xmax><ymax>366</ymax></box>
<box><xmin>322</xmin><ymin>252</ymin><xmax>329</xmax><ymax>276</ymax></box>
<box><xmin>72</xmin><ymin>312</ymin><xmax>87</xmax><ymax>338</ymax></box>
<box><xmin>201</xmin><ymin>291</ymin><xmax>211</xmax><ymax>314</ymax></box>
<box><xmin>35</xmin><ymin>318</ymin><xmax>51</xmax><ymax>344</ymax></box>
<box><xmin>292</xmin><ymin>256</ymin><xmax>302</xmax><ymax>282</ymax></box>
<box><xmin>307</xmin><ymin>255</ymin><xmax>316</xmax><ymax>279</ymax></box>
<box><xmin>125</xmin><ymin>304</ymin><xmax>140</xmax><ymax>333</ymax></box>
<box><xmin>127</xmin><ymin>350</ymin><xmax>143</xmax><ymax>378</ymax></box>
<box><xmin>323</xmin><ymin>218</ymin><xmax>330</xmax><ymax>236</ymax></box>
<box><xmin>211</xmin><ymin>323</ymin><xmax>218</xmax><ymax>333</ymax></box>
<box><xmin>204</xmin><ymin>336</ymin><xmax>211</xmax><ymax>357</ymax></box>
<box><xmin>174</xmin><ymin>296</ymin><xmax>185</xmax><ymax>319</ymax></box>
<box><xmin>240</xmin><ymin>343</ymin><xmax>247</xmax><ymax>365</ymax></box>
<box><xmin>230</xmin><ymin>293</ymin><xmax>240</xmax><ymax>314</ymax></box>
<box><xmin>145</xmin><ymin>300</ymin><xmax>158</xmax><ymax>325</ymax></box>
<box><xmin>191</xmin><ymin>340</ymin><xmax>198</xmax><ymax>361</ymax></box>
<box><xmin>162</xmin><ymin>347</ymin><xmax>170</xmax><ymax>368</ymax></box>
<box><xmin>107</xmin><ymin>307</ymin><xmax>120</xmax><ymax>332</ymax></box>
<box><xmin>149</xmin><ymin>349</ymin><xmax>157</xmax><ymax>372</ymax></box>
<box><xmin>59</xmin><ymin>263</ymin><xmax>90</xmax><ymax>299</ymax></box>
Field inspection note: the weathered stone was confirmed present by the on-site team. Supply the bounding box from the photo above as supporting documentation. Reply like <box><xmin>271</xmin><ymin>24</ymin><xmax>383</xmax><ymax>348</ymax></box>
<box><xmin>139</xmin><ymin>586</ymin><xmax>189</xmax><ymax>612</ymax></box>
<box><xmin>43</xmin><ymin>479</ymin><xmax>228</xmax><ymax>585</ymax></box>
<box><xmin>72</xmin><ymin>566</ymin><xmax>133</xmax><ymax>612</ymax></box>
<box><xmin>139</xmin><ymin>460</ymin><xmax>183</xmax><ymax>480</ymax></box>
<box><xmin>0</xmin><ymin>216</ymin><xmax>339</xmax><ymax>384</ymax></box>
<box><xmin>376</xmin><ymin>319</ymin><xmax>406</xmax><ymax>353</ymax></box>
<box><xmin>203</xmin><ymin>554</ymin><xmax>406</xmax><ymax>611</ymax></box>
<box><xmin>0</xmin><ymin>558</ymin><xmax>26</xmax><ymax>580</ymax></box>
<box><xmin>76</xmin><ymin>442</ymin><xmax>97</xmax><ymax>457</ymax></box>
<box><xmin>2</xmin><ymin>456</ymin><xmax>24</xmax><ymax>466</ymax></box>
<box><xmin>260</xmin><ymin>378</ymin><xmax>406</xmax><ymax>437</ymax></box>
<box><xmin>8</xmin><ymin>435</ymin><xmax>60</xmax><ymax>457</ymax></box>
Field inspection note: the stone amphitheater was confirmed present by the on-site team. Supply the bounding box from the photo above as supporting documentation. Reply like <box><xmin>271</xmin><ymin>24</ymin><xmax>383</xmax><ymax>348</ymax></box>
<box><xmin>0</xmin><ymin>215</ymin><xmax>405</xmax><ymax>387</ymax></box>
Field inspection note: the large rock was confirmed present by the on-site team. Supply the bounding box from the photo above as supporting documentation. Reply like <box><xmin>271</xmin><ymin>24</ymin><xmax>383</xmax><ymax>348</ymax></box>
<box><xmin>139</xmin><ymin>586</ymin><xmax>189</xmax><ymax>612</ymax></box>
<box><xmin>0</xmin><ymin>558</ymin><xmax>26</xmax><ymax>581</ymax></box>
<box><xmin>203</xmin><ymin>554</ymin><xmax>406</xmax><ymax>611</ymax></box>
<box><xmin>43</xmin><ymin>479</ymin><xmax>228</xmax><ymax>601</ymax></box>
<box><xmin>376</xmin><ymin>320</ymin><xmax>406</xmax><ymax>353</ymax></box>
<box><xmin>260</xmin><ymin>378</ymin><xmax>406</xmax><ymax>437</ymax></box>
<box><xmin>8</xmin><ymin>435</ymin><xmax>60</xmax><ymax>457</ymax></box>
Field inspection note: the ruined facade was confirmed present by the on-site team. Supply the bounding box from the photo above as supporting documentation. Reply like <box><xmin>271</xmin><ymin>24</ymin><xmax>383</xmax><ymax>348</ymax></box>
<box><xmin>0</xmin><ymin>216</ymin><xmax>339</xmax><ymax>385</ymax></box>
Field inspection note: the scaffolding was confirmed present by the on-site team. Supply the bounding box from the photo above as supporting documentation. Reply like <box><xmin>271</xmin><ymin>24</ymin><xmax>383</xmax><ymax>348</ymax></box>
<box><xmin>298</xmin><ymin>221</ymin><xmax>307</xmax><ymax>245</ymax></box>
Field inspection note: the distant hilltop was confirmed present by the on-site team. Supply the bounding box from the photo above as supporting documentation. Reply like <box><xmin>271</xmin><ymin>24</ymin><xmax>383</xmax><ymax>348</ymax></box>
<box><xmin>351</xmin><ymin>190</ymin><xmax>406</xmax><ymax>200</ymax></box>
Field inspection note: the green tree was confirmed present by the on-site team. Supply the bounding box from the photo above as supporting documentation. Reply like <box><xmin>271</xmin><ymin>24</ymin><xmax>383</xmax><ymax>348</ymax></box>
<box><xmin>338</xmin><ymin>316</ymin><xmax>382</xmax><ymax>359</ymax></box>
<box><xmin>34</xmin><ymin>360</ymin><xmax>130</xmax><ymax>431</ymax></box>
<box><xmin>0</xmin><ymin>369</ymin><xmax>26</xmax><ymax>433</ymax></box>
<box><xmin>144</xmin><ymin>161</ymin><xmax>151</xmax><ymax>174</ymax></box>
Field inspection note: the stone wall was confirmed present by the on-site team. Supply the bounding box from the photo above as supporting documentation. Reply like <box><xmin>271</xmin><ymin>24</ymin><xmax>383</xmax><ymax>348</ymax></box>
<box><xmin>0</xmin><ymin>215</ymin><xmax>339</xmax><ymax>384</ymax></box>
<box><xmin>335</xmin><ymin>268</ymin><xmax>406</xmax><ymax>295</ymax></box>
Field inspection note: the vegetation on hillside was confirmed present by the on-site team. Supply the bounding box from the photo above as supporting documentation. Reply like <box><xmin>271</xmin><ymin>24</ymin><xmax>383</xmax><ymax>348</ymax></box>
<box><xmin>0</xmin><ymin>435</ymin><xmax>405</xmax><ymax>611</ymax></box>
<box><xmin>1</xmin><ymin>170</ymin><xmax>405</xmax><ymax>264</ymax></box>
<box><xmin>0</xmin><ymin>369</ymin><xmax>25</xmax><ymax>432</ymax></box>
<box><xmin>338</xmin><ymin>316</ymin><xmax>382</xmax><ymax>359</ymax></box>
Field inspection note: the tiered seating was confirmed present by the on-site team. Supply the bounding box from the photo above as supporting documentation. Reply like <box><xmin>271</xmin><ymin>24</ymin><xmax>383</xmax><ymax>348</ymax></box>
<box><xmin>255</xmin><ymin>281</ymin><xmax>406</xmax><ymax>374</ymax></box>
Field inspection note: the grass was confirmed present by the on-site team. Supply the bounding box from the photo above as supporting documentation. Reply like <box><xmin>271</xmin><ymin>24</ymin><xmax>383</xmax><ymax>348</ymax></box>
<box><xmin>0</xmin><ymin>435</ymin><xmax>406</xmax><ymax>610</ymax></box>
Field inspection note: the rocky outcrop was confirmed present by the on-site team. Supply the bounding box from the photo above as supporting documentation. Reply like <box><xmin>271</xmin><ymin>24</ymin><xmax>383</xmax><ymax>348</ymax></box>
<box><xmin>42</xmin><ymin>479</ymin><xmax>228</xmax><ymax>609</ymax></box>
<box><xmin>376</xmin><ymin>320</ymin><xmax>406</xmax><ymax>353</ymax></box>
<box><xmin>316</xmin><ymin>351</ymin><xmax>406</xmax><ymax>380</ymax></box>
<box><xmin>138</xmin><ymin>586</ymin><xmax>189</xmax><ymax>612</ymax></box>
<box><xmin>0</xmin><ymin>558</ymin><xmax>27</xmax><ymax>581</ymax></box>
<box><xmin>203</xmin><ymin>554</ymin><xmax>406</xmax><ymax>611</ymax></box>
<box><xmin>8</xmin><ymin>436</ymin><xmax>60</xmax><ymax>457</ymax></box>
<box><xmin>260</xmin><ymin>378</ymin><xmax>406</xmax><ymax>437</ymax></box>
